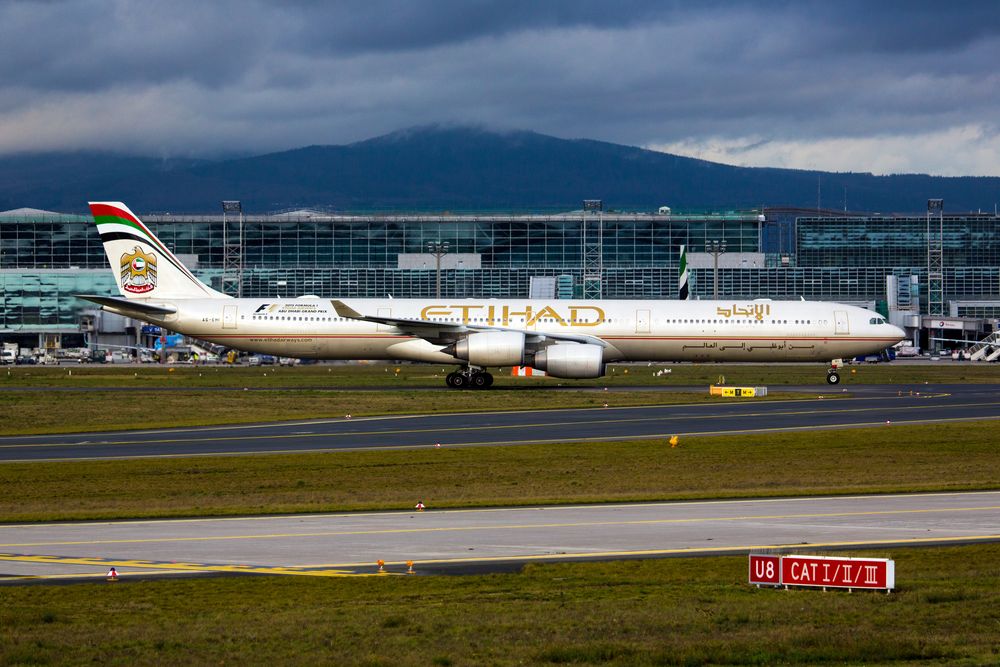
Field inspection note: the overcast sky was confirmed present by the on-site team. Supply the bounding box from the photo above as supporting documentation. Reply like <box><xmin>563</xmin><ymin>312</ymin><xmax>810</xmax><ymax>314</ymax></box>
<box><xmin>1</xmin><ymin>1</ymin><xmax>998</xmax><ymax>175</ymax></box>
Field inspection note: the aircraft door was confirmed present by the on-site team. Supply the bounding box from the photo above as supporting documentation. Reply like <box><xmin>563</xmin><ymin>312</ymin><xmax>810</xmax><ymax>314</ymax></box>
<box><xmin>636</xmin><ymin>309</ymin><xmax>651</xmax><ymax>334</ymax></box>
<box><xmin>223</xmin><ymin>305</ymin><xmax>238</xmax><ymax>330</ymax></box>
<box><xmin>834</xmin><ymin>310</ymin><xmax>849</xmax><ymax>335</ymax></box>
<box><xmin>376</xmin><ymin>307</ymin><xmax>392</xmax><ymax>332</ymax></box>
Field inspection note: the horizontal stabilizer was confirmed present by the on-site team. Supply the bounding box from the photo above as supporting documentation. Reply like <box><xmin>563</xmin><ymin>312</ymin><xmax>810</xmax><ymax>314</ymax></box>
<box><xmin>75</xmin><ymin>294</ymin><xmax>177</xmax><ymax>316</ymax></box>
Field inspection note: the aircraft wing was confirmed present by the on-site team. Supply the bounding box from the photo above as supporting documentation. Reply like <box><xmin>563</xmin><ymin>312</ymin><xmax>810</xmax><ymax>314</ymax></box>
<box><xmin>75</xmin><ymin>295</ymin><xmax>177</xmax><ymax>316</ymax></box>
<box><xmin>330</xmin><ymin>300</ymin><xmax>607</xmax><ymax>347</ymax></box>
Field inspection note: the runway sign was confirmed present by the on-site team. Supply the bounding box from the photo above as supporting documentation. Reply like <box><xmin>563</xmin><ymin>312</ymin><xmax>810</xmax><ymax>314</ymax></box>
<box><xmin>782</xmin><ymin>555</ymin><xmax>894</xmax><ymax>590</ymax></box>
<box><xmin>710</xmin><ymin>386</ymin><xmax>767</xmax><ymax>397</ymax></box>
<box><xmin>748</xmin><ymin>554</ymin><xmax>781</xmax><ymax>585</ymax></box>
<box><xmin>750</xmin><ymin>554</ymin><xmax>894</xmax><ymax>591</ymax></box>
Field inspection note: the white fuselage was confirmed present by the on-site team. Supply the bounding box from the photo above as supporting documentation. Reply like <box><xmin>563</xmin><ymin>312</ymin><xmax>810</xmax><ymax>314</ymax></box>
<box><xmin>128</xmin><ymin>297</ymin><xmax>903</xmax><ymax>364</ymax></box>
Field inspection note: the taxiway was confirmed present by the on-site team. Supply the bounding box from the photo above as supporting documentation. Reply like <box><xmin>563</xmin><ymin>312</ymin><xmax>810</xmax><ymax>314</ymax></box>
<box><xmin>1</xmin><ymin>491</ymin><xmax>998</xmax><ymax>580</ymax></box>
<box><xmin>0</xmin><ymin>384</ymin><xmax>996</xmax><ymax>462</ymax></box>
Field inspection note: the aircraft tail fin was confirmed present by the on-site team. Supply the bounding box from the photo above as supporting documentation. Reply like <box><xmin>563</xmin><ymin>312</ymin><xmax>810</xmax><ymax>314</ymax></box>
<box><xmin>678</xmin><ymin>244</ymin><xmax>690</xmax><ymax>300</ymax></box>
<box><xmin>89</xmin><ymin>201</ymin><xmax>229</xmax><ymax>299</ymax></box>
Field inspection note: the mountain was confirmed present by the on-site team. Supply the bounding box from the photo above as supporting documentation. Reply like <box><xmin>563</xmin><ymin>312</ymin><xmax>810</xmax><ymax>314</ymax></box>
<box><xmin>2</xmin><ymin>126</ymin><xmax>999</xmax><ymax>214</ymax></box>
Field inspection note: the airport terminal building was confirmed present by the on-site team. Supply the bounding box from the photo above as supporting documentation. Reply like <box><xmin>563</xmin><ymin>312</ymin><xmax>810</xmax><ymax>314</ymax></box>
<box><xmin>1</xmin><ymin>204</ymin><xmax>998</xmax><ymax>353</ymax></box>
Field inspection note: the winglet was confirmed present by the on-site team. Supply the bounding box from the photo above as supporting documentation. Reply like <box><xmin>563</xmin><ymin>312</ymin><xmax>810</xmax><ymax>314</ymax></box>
<box><xmin>331</xmin><ymin>300</ymin><xmax>364</xmax><ymax>319</ymax></box>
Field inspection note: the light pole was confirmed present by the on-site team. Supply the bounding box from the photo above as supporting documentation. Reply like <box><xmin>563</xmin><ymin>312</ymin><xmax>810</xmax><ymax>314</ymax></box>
<box><xmin>927</xmin><ymin>198</ymin><xmax>944</xmax><ymax>352</ymax></box>
<box><xmin>427</xmin><ymin>241</ymin><xmax>450</xmax><ymax>299</ymax></box>
<box><xmin>707</xmin><ymin>240</ymin><xmax>727</xmax><ymax>300</ymax></box>
<box><xmin>221</xmin><ymin>200</ymin><xmax>243</xmax><ymax>297</ymax></box>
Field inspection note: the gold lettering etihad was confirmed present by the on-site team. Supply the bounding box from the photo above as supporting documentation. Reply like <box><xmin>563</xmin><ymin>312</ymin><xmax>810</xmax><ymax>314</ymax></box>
<box><xmin>716</xmin><ymin>303</ymin><xmax>772</xmax><ymax>321</ymax></box>
<box><xmin>420</xmin><ymin>304</ymin><xmax>605</xmax><ymax>327</ymax></box>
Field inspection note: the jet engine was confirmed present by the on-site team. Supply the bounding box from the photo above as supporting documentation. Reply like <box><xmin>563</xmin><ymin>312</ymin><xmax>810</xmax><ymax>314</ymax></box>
<box><xmin>452</xmin><ymin>331</ymin><xmax>526</xmax><ymax>366</ymax></box>
<box><xmin>532</xmin><ymin>343</ymin><xmax>605</xmax><ymax>378</ymax></box>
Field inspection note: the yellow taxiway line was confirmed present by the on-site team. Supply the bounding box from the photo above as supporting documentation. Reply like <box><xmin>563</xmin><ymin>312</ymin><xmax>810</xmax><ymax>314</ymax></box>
<box><xmin>306</xmin><ymin>533</ymin><xmax>1000</xmax><ymax>570</ymax></box>
<box><xmin>2</xmin><ymin>534</ymin><xmax>998</xmax><ymax>580</ymax></box>
<box><xmin>0</xmin><ymin>553</ymin><xmax>368</xmax><ymax>578</ymax></box>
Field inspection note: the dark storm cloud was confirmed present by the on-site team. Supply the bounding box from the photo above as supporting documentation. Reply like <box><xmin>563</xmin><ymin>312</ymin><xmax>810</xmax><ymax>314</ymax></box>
<box><xmin>0</xmin><ymin>0</ymin><xmax>998</xmax><ymax>173</ymax></box>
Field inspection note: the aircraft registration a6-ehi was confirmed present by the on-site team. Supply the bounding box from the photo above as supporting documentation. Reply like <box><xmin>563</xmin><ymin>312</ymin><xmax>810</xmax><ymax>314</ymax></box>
<box><xmin>79</xmin><ymin>202</ymin><xmax>905</xmax><ymax>388</ymax></box>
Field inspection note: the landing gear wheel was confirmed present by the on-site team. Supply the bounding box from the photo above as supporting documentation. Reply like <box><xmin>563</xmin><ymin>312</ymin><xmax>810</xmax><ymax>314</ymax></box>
<box><xmin>482</xmin><ymin>372</ymin><xmax>494</xmax><ymax>388</ymax></box>
<box><xmin>471</xmin><ymin>373</ymin><xmax>489</xmax><ymax>389</ymax></box>
<box><xmin>826</xmin><ymin>371</ymin><xmax>841</xmax><ymax>385</ymax></box>
<box><xmin>446</xmin><ymin>372</ymin><xmax>460</xmax><ymax>388</ymax></box>
<box><xmin>451</xmin><ymin>373</ymin><xmax>468</xmax><ymax>389</ymax></box>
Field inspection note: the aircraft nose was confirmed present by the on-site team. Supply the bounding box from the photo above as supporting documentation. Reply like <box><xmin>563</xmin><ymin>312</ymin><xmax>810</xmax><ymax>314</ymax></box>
<box><xmin>890</xmin><ymin>325</ymin><xmax>906</xmax><ymax>342</ymax></box>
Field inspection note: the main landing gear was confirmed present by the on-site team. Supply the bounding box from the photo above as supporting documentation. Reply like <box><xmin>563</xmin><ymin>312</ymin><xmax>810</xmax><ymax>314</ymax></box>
<box><xmin>446</xmin><ymin>368</ymin><xmax>494</xmax><ymax>389</ymax></box>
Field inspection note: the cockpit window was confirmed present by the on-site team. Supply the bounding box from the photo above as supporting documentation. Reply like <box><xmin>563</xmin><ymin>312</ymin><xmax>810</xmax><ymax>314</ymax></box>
<box><xmin>869</xmin><ymin>317</ymin><xmax>887</xmax><ymax>325</ymax></box>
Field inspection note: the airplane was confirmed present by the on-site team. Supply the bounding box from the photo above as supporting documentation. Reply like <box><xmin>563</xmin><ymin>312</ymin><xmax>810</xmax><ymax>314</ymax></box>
<box><xmin>77</xmin><ymin>202</ymin><xmax>906</xmax><ymax>387</ymax></box>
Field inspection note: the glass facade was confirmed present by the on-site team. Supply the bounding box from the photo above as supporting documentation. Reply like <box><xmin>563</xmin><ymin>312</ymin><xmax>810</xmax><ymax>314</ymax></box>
<box><xmin>796</xmin><ymin>215</ymin><xmax>1000</xmax><ymax>268</ymax></box>
<box><xmin>0</xmin><ymin>270</ymin><xmax>117</xmax><ymax>331</ymax></box>
<box><xmin>0</xmin><ymin>213</ymin><xmax>760</xmax><ymax>271</ymax></box>
<box><xmin>1</xmin><ymin>209</ymin><xmax>998</xmax><ymax>333</ymax></box>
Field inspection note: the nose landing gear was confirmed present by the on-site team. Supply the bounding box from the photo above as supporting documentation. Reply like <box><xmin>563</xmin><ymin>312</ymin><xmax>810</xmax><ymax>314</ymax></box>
<box><xmin>826</xmin><ymin>358</ymin><xmax>843</xmax><ymax>385</ymax></box>
<box><xmin>446</xmin><ymin>367</ymin><xmax>494</xmax><ymax>389</ymax></box>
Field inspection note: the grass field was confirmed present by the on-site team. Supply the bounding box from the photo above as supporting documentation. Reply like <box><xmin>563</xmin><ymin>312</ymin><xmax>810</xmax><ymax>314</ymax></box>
<box><xmin>0</xmin><ymin>388</ymin><xmax>785</xmax><ymax>436</ymax></box>
<box><xmin>3</xmin><ymin>366</ymin><xmax>997</xmax><ymax>663</ymax></box>
<box><xmin>3</xmin><ymin>360</ymin><xmax>999</xmax><ymax>389</ymax></box>
<box><xmin>1</xmin><ymin>362</ymin><xmax>996</xmax><ymax>436</ymax></box>
<box><xmin>2</xmin><ymin>421</ymin><xmax>997</xmax><ymax>522</ymax></box>
<box><xmin>2</xmin><ymin>543</ymin><xmax>998</xmax><ymax>665</ymax></box>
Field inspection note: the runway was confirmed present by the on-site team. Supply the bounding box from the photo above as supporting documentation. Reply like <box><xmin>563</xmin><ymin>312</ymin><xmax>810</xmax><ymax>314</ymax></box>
<box><xmin>1</xmin><ymin>491</ymin><xmax>998</xmax><ymax>580</ymax></box>
<box><xmin>0</xmin><ymin>384</ymin><xmax>997</xmax><ymax>462</ymax></box>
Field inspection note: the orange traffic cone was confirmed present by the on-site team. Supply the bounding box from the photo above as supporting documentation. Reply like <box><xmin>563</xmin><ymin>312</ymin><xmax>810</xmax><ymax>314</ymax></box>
<box><xmin>377</xmin><ymin>559</ymin><xmax>385</xmax><ymax>573</ymax></box>
<box><xmin>407</xmin><ymin>560</ymin><xmax>415</xmax><ymax>574</ymax></box>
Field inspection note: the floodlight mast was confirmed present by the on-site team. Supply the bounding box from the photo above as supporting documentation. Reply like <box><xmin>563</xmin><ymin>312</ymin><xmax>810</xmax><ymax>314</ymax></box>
<box><xmin>708</xmin><ymin>239</ymin><xmax>727</xmax><ymax>300</ymax></box>
<box><xmin>582</xmin><ymin>199</ymin><xmax>603</xmax><ymax>299</ymax></box>
<box><xmin>221</xmin><ymin>200</ymin><xmax>243</xmax><ymax>298</ymax></box>
<box><xmin>927</xmin><ymin>198</ymin><xmax>944</xmax><ymax>352</ymax></box>
<box><xmin>427</xmin><ymin>240</ymin><xmax>450</xmax><ymax>299</ymax></box>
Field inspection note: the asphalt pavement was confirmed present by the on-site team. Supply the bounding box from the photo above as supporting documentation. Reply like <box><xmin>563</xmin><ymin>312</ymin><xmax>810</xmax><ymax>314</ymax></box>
<box><xmin>0</xmin><ymin>384</ymin><xmax>997</xmax><ymax>462</ymax></box>
<box><xmin>1</xmin><ymin>491</ymin><xmax>998</xmax><ymax>580</ymax></box>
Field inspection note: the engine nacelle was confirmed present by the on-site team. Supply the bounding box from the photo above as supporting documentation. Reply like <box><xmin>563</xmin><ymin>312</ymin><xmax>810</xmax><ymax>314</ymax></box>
<box><xmin>532</xmin><ymin>343</ymin><xmax>605</xmax><ymax>378</ymax></box>
<box><xmin>453</xmin><ymin>331</ymin><xmax>525</xmax><ymax>366</ymax></box>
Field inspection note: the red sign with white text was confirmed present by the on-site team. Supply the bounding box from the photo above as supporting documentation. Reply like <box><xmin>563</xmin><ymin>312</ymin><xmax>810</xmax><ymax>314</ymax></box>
<box><xmin>780</xmin><ymin>555</ymin><xmax>894</xmax><ymax>590</ymax></box>
<box><xmin>749</xmin><ymin>554</ymin><xmax>894</xmax><ymax>590</ymax></box>
<box><xmin>748</xmin><ymin>554</ymin><xmax>781</xmax><ymax>585</ymax></box>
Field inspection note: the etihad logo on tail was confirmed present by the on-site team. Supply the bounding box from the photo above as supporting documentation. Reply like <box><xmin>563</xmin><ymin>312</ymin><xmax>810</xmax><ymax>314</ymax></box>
<box><xmin>120</xmin><ymin>246</ymin><xmax>157</xmax><ymax>294</ymax></box>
